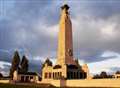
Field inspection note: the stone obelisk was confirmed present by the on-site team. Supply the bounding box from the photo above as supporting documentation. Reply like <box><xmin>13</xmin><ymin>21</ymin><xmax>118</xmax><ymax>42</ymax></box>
<box><xmin>57</xmin><ymin>4</ymin><xmax>76</xmax><ymax>65</ymax></box>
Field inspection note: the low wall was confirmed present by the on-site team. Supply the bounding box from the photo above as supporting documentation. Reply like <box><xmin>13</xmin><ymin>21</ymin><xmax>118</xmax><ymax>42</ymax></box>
<box><xmin>30</xmin><ymin>78</ymin><xmax>120</xmax><ymax>87</ymax></box>
<box><xmin>38</xmin><ymin>79</ymin><xmax>60</xmax><ymax>87</ymax></box>
<box><xmin>0</xmin><ymin>80</ymin><xmax>9</xmax><ymax>83</ymax></box>
<box><xmin>1</xmin><ymin>79</ymin><xmax>120</xmax><ymax>87</ymax></box>
<box><xmin>51</xmin><ymin>80</ymin><xmax>61</xmax><ymax>87</ymax></box>
<box><xmin>66</xmin><ymin>79</ymin><xmax>120</xmax><ymax>87</ymax></box>
<box><xmin>48</xmin><ymin>79</ymin><xmax>120</xmax><ymax>87</ymax></box>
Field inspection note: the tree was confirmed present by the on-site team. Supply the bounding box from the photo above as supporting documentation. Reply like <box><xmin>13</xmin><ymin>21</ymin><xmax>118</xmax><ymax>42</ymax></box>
<box><xmin>9</xmin><ymin>51</ymin><xmax>20</xmax><ymax>79</ymax></box>
<box><xmin>19</xmin><ymin>55</ymin><xmax>28</xmax><ymax>73</ymax></box>
<box><xmin>100</xmin><ymin>71</ymin><xmax>107</xmax><ymax>78</ymax></box>
<box><xmin>0</xmin><ymin>73</ymin><xmax>3</xmax><ymax>79</ymax></box>
<box><xmin>116</xmin><ymin>71</ymin><xmax>120</xmax><ymax>74</ymax></box>
<box><xmin>93</xmin><ymin>74</ymin><xmax>100</xmax><ymax>79</ymax></box>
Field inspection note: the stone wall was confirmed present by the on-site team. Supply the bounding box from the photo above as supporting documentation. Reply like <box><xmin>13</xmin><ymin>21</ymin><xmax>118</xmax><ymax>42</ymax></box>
<box><xmin>67</xmin><ymin>79</ymin><xmax>120</xmax><ymax>87</ymax></box>
<box><xmin>50</xmin><ymin>79</ymin><xmax>120</xmax><ymax>87</ymax></box>
<box><xmin>51</xmin><ymin>80</ymin><xmax>61</xmax><ymax>87</ymax></box>
<box><xmin>0</xmin><ymin>80</ymin><xmax>9</xmax><ymax>83</ymax></box>
<box><xmin>0</xmin><ymin>79</ymin><xmax>119</xmax><ymax>87</ymax></box>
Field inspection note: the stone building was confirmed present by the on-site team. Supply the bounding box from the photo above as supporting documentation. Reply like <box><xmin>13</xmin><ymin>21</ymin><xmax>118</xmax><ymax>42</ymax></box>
<box><xmin>13</xmin><ymin>70</ymin><xmax>39</xmax><ymax>83</ymax></box>
<box><xmin>42</xmin><ymin>4</ymin><xmax>89</xmax><ymax>82</ymax></box>
<box><xmin>113</xmin><ymin>73</ymin><xmax>120</xmax><ymax>79</ymax></box>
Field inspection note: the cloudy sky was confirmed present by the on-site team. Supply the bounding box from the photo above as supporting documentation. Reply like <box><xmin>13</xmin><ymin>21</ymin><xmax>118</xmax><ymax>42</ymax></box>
<box><xmin>0</xmin><ymin>0</ymin><xmax>120</xmax><ymax>76</ymax></box>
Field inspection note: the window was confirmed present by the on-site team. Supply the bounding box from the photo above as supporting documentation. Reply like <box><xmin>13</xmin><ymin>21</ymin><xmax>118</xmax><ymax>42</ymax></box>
<box><xmin>55</xmin><ymin>72</ymin><xmax>57</xmax><ymax>79</ymax></box>
<box><xmin>71</xmin><ymin>72</ymin><xmax>73</xmax><ymax>79</ymax></box>
<box><xmin>80</xmin><ymin>72</ymin><xmax>82</xmax><ymax>79</ymax></box>
<box><xmin>53</xmin><ymin>72</ymin><xmax>54</xmax><ymax>79</ymax></box>
<box><xmin>84</xmin><ymin>72</ymin><xmax>87</xmax><ymax>79</ymax></box>
<box><xmin>74</xmin><ymin>72</ymin><xmax>76</xmax><ymax>79</ymax></box>
<box><xmin>60</xmin><ymin>72</ymin><xmax>62</xmax><ymax>77</ymax></box>
<box><xmin>21</xmin><ymin>76</ymin><xmax>24</xmax><ymax>82</ymax></box>
<box><xmin>26</xmin><ymin>76</ymin><xmax>29</xmax><ymax>82</ymax></box>
<box><xmin>58</xmin><ymin>72</ymin><xmax>59</xmax><ymax>78</ymax></box>
<box><xmin>30</xmin><ymin>76</ymin><xmax>33</xmax><ymax>79</ymax></box>
<box><xmin>45</xmin><ymin>73</ymin><xmax>48</xmax><ymax>78</ymax></box>
<box><xmin>49</xmin><ymin>72</ymin><xmax>51</xmax><ymax>79</ymax></box>
<box><xmin>77</xmin><ymin>72</ymin><xmax>78</xmax><ymax>78</ymax></box>
<box><xmin>67</xmin><ymin>72</ymin><xmax>70</xmax><ymax>79</ymax></box>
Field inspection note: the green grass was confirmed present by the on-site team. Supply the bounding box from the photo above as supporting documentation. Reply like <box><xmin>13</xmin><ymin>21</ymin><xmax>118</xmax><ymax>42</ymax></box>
<box><xmin>0</xmin><ymin>83</ymin><xmax>56</xmax><ymax>88</ymax></box>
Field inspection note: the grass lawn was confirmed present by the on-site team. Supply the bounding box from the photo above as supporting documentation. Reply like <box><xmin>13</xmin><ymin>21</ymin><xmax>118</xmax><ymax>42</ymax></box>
<box><xmin>0</xmin><ymin>83</ymin><xmax>56</xmax><ymax>88</ymax></box>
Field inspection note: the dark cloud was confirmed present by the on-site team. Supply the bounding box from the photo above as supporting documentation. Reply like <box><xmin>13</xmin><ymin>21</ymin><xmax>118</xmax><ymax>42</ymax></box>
<box><xmin>84</xmin><ymin>0</ymin><xmax>120</xmax><ymax>19</ymax></box>
<box><xmin>0</xmin><ymin>61</ymin><xmax>11</xmax><ymax>76</ymax></box>
<box><xmin>0</xmin><ymin>50</ymin><xmax>13</xmax><ymax>62</ymax></box>
<box><xmin>29</xmin><ymin>61</ymin><xmax>42</xmax><ymax>74</ymax></box>
<box><xmin>72</xmin><ymin>13</ymin><xmax>120</xmax><ymax>63</ymax></box>
<box><xmin>110</xmin><ymin>67</ymin><xmax>120</xmax><ymax>72</ymax></box>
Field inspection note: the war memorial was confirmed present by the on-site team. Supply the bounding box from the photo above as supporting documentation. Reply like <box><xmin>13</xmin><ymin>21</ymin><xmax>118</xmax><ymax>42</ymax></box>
<box><xmin>39</xmin><ymin>4</ymin><xmax>120</xmax><ymax>87</ymax></box>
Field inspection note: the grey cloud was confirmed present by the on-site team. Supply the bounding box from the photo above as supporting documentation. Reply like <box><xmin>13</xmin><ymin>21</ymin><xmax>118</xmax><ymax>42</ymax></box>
<box><xmin>0</xmin><ymin>50</ymin><xmax>12</xmax><ymax>62</ymax></box>
<box><xmin>110</xmin><ymin>67</ymin><xmax>120</xmax><ymax>73</ymax></box>
<box><xmin>73</xmin><ymin>14</ymin><xmax>120</xmax><ymax>63</ymax></box>
<box><xmin>0</xmin><ymin>61</ymin><xmax>11</xmax><ymax>76</ymax></box>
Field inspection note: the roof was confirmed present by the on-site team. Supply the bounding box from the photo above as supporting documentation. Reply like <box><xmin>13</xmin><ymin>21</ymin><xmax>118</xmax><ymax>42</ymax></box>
<box><xmin>42</xmin><ymin>58</ymin><xmax>52</xmax><ymax>68</ymax></box>
<box><xmin>53</xmin><ymin>65</ymin><xmax>61</xmax><ymax>69</ymax></box>
<box><xmin>18</xmin><ymin>72</ymin><xmax>37</xmax><ymax>75</ymax></box>
<box><xmin>67</xmin><ymin>64</ymin><xmax>78</xmax><ymax>69</ymax></box>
